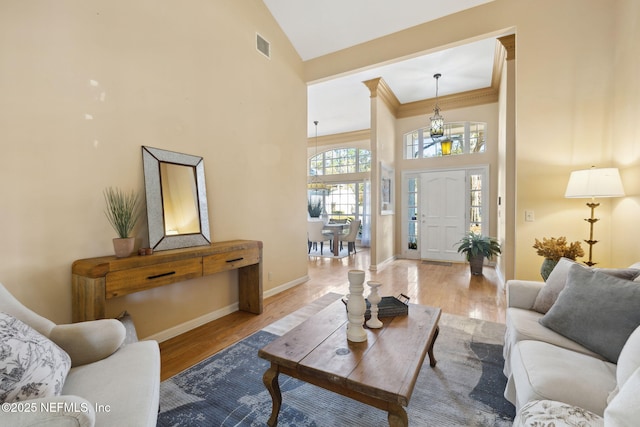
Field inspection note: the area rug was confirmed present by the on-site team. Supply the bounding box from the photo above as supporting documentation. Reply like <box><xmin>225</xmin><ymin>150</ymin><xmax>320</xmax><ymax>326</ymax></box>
<box><xmin>158</xmin><ymin>295</ymin><xmax>514</xmax><ymax>426</ymax></box>
<box><xmin>307</xmin><ymin>245</ymin><xmax>350</xmax><ymax>259</ymax></box>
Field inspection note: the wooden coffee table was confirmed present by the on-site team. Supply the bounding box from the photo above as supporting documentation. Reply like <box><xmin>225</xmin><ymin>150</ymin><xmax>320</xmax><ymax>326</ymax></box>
<box><xmin>258</xmin><ymin>299</ymin><xmax>441</xmax><ymax>426</ymax></box>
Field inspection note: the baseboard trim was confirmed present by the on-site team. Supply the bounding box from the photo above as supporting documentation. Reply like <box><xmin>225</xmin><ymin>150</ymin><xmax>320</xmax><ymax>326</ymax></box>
<box><xmin>146</xmin><ymin>303</ymin><xmax>239</xmax><ymax>343</ymax></box>
<box><xmin>495</xmin><ymin>263</ymin><xmax>505</xmax><ymax>290</ymax></box>
<box><xmin>264</xmin><ymin>275</ymin><xmax>309</xmax><ymax>298</ymax></box>
<box><xmin>369</xmin><ymin>255</ymin><xmax>396</xmax><ymax>271</ymax></box>
<box><xmin>146</xmin><ymin>275</ymin><xmax>310</xmax><ymax>343</ymax></box>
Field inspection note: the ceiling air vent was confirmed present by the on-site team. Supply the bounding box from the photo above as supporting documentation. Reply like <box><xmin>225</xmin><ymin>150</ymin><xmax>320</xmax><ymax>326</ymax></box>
<box><xmin>256</xmin><ymin>33</ymin><xmax>271</xmax><ymax>59</ymax></box>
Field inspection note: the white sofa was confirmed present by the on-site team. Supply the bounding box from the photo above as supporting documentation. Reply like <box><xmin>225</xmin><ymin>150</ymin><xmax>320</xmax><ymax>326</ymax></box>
<box><xmin>0</xmin><ymin>283</ymin><xmax>160</xmax><ymax>427</ymax></box>
<box><xmin>503</xmin><ymin>258</ymin><xmax>640</xmax><ymax>426</ymax></box>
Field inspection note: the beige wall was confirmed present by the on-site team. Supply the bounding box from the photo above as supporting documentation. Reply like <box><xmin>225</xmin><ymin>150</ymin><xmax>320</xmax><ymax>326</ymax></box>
<box><xmin>369</xmin><ymin>86</ymin><xmax>397</xmax><ymax>268</ymax></box>
<box><xmin>305</xmin><ymin>0</ymin><xmax>640</xmax><ymax>279</ymax></box>
<box><xmin>0</xmin><ymin>0</ymin><xmax>308</xmax><ymax>338</ymax></box>
<box><xmin>611</xmin><ymin>0</ymin><xmax>640</xmax><ymax>267</ymax></box>
<box><xmin>512</xmin><ymin>0</ymin><xmax>620</xmax><ymax>278</ymax></box>
<box><xmin>2</xmin><ymin>0</ymin><xmax>638</xmax><ymax>339</ymax></box>
<box><xmin>496</xmin><ymin>40</ymin><xmax>516</xmax><ymax>282</ymax></box>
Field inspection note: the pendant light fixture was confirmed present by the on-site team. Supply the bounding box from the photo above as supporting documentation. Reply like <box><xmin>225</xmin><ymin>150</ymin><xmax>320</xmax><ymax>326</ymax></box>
<box><xmin>430</xmin><ymin>73</ymin><xmax>444</xmax><ymax>139</ymax></box>
<box><xmin>308</xmin><ymin>120</ymin><xmax>330</xmax><ymax>194</ymax></box>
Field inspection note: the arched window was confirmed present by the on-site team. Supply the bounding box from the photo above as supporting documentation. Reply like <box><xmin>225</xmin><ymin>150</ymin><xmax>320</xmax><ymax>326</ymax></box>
<box><xmin>309</xmin><ymin>148</ymin><xmax>371</xmax><ymax>176</ymax></box>
<box><xmin>403</xmin><ymin>122</ymin><xmax>486</xmax><ymax>159</ymax></box>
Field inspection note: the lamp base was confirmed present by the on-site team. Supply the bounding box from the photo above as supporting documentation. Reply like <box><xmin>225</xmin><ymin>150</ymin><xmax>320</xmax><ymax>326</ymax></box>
<box><xmin>583</xmin><ymin>202</ymin><xmax>600</xmax><ymax>266</ymax></box>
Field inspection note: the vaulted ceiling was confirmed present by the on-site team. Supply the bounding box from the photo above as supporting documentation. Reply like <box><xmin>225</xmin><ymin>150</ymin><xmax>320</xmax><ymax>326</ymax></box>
<box><xmin>262</xmin><ymin>0</ymin><xmax>502</xmax><ymax>137</ymax></box>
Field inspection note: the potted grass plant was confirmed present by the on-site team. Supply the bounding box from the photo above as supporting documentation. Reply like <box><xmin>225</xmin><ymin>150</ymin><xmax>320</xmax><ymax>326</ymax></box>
<box><xmin>456</xmin><ymin>232</ymin><xmax>501</xmax><ymax>276</ymax></box>
<box><xmin>104</xmin><ymin>187</ymin><xmax>141</xmax><ymax>258</ymax></box>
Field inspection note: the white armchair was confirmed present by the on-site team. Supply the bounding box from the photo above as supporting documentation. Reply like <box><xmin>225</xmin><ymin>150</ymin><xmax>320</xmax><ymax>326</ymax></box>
<box><xmin>0</xmin><ymin>283</ymin><xmax>160</xmax><ymax>427</ymax></box>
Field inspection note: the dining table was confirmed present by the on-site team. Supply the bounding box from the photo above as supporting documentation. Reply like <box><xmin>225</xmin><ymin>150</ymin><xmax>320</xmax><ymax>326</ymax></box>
<box><xmin>322</xmin><ymin>222</ymin><xmax>348</xmax><ymax>256</ymax></box>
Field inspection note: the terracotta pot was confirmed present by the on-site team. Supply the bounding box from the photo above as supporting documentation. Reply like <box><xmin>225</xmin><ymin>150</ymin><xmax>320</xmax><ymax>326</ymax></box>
<box><xmin>113</xmin><ymin>237</ymin><xmax>135</xmax><ymax>258</ymax></box>
<box><xmin>469</xmin><ymin>254</ymin><xmax>485</xmax><ymax>276</ymax></box>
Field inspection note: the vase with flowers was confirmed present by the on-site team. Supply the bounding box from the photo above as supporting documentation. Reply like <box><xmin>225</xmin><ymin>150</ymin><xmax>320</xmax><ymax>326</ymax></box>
<box><xmin>533</xmin><ymin>236</ymin><xmax>584</xmax><ymax>280</ymax></box>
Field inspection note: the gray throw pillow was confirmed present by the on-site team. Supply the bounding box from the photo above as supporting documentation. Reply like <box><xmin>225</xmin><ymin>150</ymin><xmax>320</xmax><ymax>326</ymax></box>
<box><xmin>539</xmin><ymin>265</ymin><xmax>640</xmax><ymax>363</ymax></box>
<box><xmin>594</xmin><ymin>267</ymin><xmax>640</xmax><ymax>281</ymax></box>
<box><xmin>532</xmin><ymin>258</ymin><xmax>579</xmax><ymax>313</ymax></box>
<box><xmin>532</xmin><ymin>258</ymin><xmax>640</xmax><ymax>314</ymax></box>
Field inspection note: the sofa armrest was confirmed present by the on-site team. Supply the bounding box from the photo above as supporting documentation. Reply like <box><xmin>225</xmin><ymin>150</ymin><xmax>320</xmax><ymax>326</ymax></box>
<box><xmin>49</xmin><ymin>319</ymin><xmax>126</xmax><ymax>367</ymax></box>
<box><xmin>0</xmin><ymin>283</ymin><xmax>56</xmax><ymax>337</ymax></box>
<box><xmin>506</xmin><ymin>280</ymin><xmax>545</xmax><ymax>309</ymax></box>
<box><xmin>0</xmin><ymin>395</ymin><xmax>95</xmax><ymax>427</ymax></box>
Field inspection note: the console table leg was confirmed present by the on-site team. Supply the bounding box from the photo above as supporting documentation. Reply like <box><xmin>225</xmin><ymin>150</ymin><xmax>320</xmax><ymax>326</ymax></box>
<box><xmin>71</xmin><ymin>275</ymin><xmax>106</xmax><ymax>322</ymax></box>
<box><xmin>263</xmin><ymin>363</ymin><xmax>282</xmax><ymax>427</ymax></box>
<box><xmin>239</xmin><ymin>263</ymin><xmax>263</xmax><ymax>314</ymax></box>
<box><xmin>388</xmin><ymin>404</ymin><xmax>408</xmax><ymax>427</ymax></box>
<box><xmin>428</xmin><ymin>325</ymin><xmax>440</xmax><ymax>367</ymax></box>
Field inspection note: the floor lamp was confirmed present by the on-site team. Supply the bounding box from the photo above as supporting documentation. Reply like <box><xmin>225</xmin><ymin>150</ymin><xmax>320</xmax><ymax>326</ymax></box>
<box><xmin>564</xmin><ymin>167</ymin><xmax>625</xmax><ymax>266</ymax></box>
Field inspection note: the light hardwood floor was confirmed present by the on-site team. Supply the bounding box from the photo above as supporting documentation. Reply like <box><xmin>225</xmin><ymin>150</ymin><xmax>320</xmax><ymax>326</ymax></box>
<box><xmin>159</xmin><ymin>247</ymin><xmax>507</xmax><ymax>380</ymax></box>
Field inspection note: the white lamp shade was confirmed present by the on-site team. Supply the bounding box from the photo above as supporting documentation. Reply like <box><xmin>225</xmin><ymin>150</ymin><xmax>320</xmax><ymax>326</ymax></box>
<box><xmin>564</xmin><ymin>167</ymin><xmax>625</xmax><ymax>198</ymax></box>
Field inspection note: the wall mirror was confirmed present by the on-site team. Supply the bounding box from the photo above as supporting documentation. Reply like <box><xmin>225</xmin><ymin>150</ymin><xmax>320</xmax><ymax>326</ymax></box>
<box><xmin>142</xmin><ymin>146</ymin><xmax>211</xmax><ymax>250</ymax></box>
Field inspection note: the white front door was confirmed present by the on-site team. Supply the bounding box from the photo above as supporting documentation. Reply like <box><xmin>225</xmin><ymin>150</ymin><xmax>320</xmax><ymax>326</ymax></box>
<box><xmin>420</xmin><ymin>170</ymin><xmax>466</xmax><ymax>261</ymax></box>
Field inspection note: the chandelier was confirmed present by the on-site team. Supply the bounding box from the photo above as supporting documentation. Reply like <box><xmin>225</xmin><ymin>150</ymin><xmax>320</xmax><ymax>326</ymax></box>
<box><xmin>308</xmin><ymin>120</ymin><xmax>330</xmax><ymax>194</ymax></box>
<box><xmin>429</xmin><ymin>73</ymin><xmax>444</xmax><ymax>139</ymax></box>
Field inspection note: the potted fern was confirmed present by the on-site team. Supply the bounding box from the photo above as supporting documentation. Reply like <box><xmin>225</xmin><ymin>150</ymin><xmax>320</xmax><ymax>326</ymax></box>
<box><xmin>104</xmin><ymin>187</ymin><xmax>141</xmax><ymax>258</ymax></box>
<box><xmin>456</xmin><ymin>232</ymin><xmax>501</xmax><ymax>275</ymax></box>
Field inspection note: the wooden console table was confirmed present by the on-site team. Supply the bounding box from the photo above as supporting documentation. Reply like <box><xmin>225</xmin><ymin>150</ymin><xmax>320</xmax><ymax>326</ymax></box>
<box><xmin>71</xmin><ymin>239</ymin><xmax>263</xmax><ymax>322</ymax></box>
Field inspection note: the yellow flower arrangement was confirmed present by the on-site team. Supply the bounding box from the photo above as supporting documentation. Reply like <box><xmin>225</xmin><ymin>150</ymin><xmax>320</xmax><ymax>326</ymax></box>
<box><xmin>533</xmin><ymin>236</ymin><xmax>584</xmax><ymax>262</ymax></box>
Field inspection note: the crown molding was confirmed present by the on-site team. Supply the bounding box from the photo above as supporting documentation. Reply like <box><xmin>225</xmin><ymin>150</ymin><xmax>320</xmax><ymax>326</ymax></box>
<box><xmin>362</xmin><ymin>77</ymin><xmax>382</xmax><ymax>96</ymax></box>
<box><xmin>396</xmin><ymin>87</ymin><xmax>499</xmax><ymax>118</ymax></box>
<box><xmin>307</xmin><ymin>129</ymin><xmax>371</xmax><ymax>147</ymax></box>
<box><xmin>492</xmin><ymin>39</ymin><xmax>507</xmax><ymax>89</ymax></box>
<box><xmin>498</xmin><ymin>34</ymin><xmax>516</xmax><ymax>60</ymax></box>
<box><xmin>363</xmin><ymin>77</ymin><xmax>401</xmax><ymax>112</ymax></box>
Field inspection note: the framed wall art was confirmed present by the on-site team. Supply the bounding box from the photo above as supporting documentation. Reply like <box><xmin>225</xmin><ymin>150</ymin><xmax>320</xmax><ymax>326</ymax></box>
<box><xmin>380</xmin><ymin>162</ymin><xmax>394</xmax><ymax>215</ymax></box>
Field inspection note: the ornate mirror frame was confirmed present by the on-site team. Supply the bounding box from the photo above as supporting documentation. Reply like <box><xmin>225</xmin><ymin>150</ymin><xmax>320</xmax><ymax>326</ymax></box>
<box><xmin>142</xmin><ymin>146</ymin><xmax>211</xmax><ymax>251</ymax></box>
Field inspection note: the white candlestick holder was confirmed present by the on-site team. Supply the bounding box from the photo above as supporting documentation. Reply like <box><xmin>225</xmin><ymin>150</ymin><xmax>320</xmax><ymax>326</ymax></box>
<box><xmin>366</xmin><ymin>281</ymin><xmax>383</xmax><ymax>328</ymax></box>
<box><xmin>346</xmin><ymin>270</ymin><xmax>367</xmax><ymax>342</ymax></box>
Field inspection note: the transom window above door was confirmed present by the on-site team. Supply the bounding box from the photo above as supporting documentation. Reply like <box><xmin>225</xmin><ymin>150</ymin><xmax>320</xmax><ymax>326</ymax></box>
<box><xmin>403</xmin><ymin>122</ymin><xmax>486</xmax><ymax>159</ymax></box>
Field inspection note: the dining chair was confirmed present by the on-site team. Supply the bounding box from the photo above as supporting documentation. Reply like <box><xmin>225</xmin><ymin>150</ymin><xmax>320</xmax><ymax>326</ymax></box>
<box><xmin>307</xmin><ymin>220</ymin><xmax>329</xmax><ymax>254</ymax></box>
<box><xmin>339</xmin><ymin>219</ymin><xmax>361</xmax><ymax>255</ymax></box>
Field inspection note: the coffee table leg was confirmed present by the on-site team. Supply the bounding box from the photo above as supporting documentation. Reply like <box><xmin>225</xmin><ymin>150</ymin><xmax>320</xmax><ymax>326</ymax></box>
<box><xmin>263</xmin><ymin>363</ymin><xmax>282</xmax><ymax>427</ymax></box>
<box><xmin>388</xmin><ymin>404</ymin><xmax>408</xmax><ymax>427</ymax></box>
<box><xmin>428</xmin><ymin>325</ymin><xmax>440</xmax><ymax>367</ymax></box>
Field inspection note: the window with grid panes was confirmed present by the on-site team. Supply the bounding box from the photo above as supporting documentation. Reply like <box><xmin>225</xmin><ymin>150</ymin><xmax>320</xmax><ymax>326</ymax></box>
<box><xmin>308</xmin><ymin>149</ymin><xmax>372</xmax><ymax>240</ymax></box>
<box><xmin>469</xmin><ymin>173</ymin><xmax>483</xmax><ymax>234</ymax></box>
<box><xmin>407</xmin><ymin>177</ymin><xmax>419</xmax><ymax>250</ymax></box>
<box><xmin>310</xmin><ymin>148</ymin><xmax>371</xmax><ymax>176</ymax></box>
<box><xmin>403</xmin><ymin>122</ymin><xmax>486</xmax><ymax>159</ymax></box>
